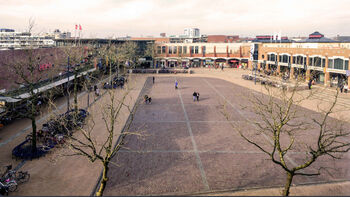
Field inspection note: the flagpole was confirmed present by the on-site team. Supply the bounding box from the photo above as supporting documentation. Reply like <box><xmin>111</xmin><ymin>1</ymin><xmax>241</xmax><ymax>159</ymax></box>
<box><xmin>75</xmin><ymin>24</ymin><xmax>77</xmax><ymax>46</ymax></box>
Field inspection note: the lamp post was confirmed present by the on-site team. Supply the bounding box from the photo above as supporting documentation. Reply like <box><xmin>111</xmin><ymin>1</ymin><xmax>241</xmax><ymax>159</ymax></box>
<box><xmin>254</xmin><ymin>61</ymin><xmax>257</xmax><ymax>85</ymax></box>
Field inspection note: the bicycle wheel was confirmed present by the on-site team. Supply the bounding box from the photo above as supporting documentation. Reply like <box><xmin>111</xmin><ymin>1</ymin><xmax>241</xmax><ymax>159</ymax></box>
<box><xmin>8</xmin><ymin>183</ymin><xmax>17</xmax><ymax>192</ymax></box>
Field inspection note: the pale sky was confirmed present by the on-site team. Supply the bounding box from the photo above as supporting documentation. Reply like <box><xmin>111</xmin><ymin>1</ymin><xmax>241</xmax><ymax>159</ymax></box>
<box><xmin>1</xmin><ymin>0</ymin><xmax>350</xmax><ymax>38</ymax></box>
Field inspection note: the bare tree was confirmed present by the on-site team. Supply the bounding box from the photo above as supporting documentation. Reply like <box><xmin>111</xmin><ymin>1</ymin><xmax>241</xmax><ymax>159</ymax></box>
<box><xmin>144</xmin><ymin>42</ymin><xmax>155</xmax><ymax>68</ymax></box>
<box><xmin>116</xmin><ymin>41</ymin><xmax>139</xmax><ymax>69</ymax></box>
<box><xmin>223</xmin><ymin>82</ymin><xmax>350</xmax><ymax>196</ymax></box>
<box><xmin>4</xmin><ymin>20</ymin><xmax>60</xmax><ymax>155</ymax></box>
<box><xmin>65</xmin><ymin>82</ymin><xmax>139</xmax><ymax>196</ymax></box>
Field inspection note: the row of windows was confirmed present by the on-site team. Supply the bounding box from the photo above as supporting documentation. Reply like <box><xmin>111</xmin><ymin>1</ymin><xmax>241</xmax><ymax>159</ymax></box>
<box><xmin>157</xmin><ymin>46</ymin><xmax>207</xmax><ymax>55</ymax></box>
<box><xmin>267</xmin><ymin>54</ymin><xmax>349</xmax><ymax>70</ymax></box>
<box><xmin>328</xmin><ymin>58</ymin><xmax>349</xmax><ymax>70</ymax></box>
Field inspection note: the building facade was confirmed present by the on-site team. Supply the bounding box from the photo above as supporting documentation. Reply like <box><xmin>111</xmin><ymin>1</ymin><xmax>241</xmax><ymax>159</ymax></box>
<box><xmin>254</xmin><ymin>41</ymin><xmax>350</xmax><ymax>87</ymax></box>
<box><xmin>154</xmin><ymin>42</ymin><xmax>251</xmax><ymax>68</ymax></box>
<box><xmin>0</xmin><ymin>29</ymin><xmax>55</xmax><ymax>49</ymax></box>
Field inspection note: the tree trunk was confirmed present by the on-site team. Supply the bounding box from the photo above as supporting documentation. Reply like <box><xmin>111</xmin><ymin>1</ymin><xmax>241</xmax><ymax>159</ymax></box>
<box><xmin>283</xmin><ymin>172</ymin><xmax>294</xmax><ymax>196</ymax></box>
<box><xmin>74</xmin><ymin>70</ymin><xmax>78</xmax><ymax>113</ymax></box>
<box><xmin>31</xmin><ymin>102</ymin><xmax>37</xmax><ymax>155</ymax></box>
<box><xmin>96</xmin><ymin>162</ymin><xmax>109</xmax><ymax>196</ymax></box>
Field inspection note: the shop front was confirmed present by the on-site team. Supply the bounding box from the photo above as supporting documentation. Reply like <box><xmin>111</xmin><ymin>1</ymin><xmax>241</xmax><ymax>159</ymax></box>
<box><xmin>191</xmin><ymin>59</ymin><xmax>201</xmax><ymax>67</ymax></box>
<box><xmin>228</xmin><ymin>59</ymin><xmax>240</xmax><ymax>68</ymax></box>
<box><xmin>204</xmin><ymin>59</ymin><xmax>214</xmax><ymax>68</ymax></box>
<box><xmin>216</xmin><ymin>58</ymin><xmax>226</xmax><ymax>68</ymax></box>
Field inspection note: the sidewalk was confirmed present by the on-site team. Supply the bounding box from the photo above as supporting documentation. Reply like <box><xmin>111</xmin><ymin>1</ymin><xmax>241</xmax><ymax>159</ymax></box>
<box><xmin>7</xmin><ymin>75</ymin><xmax>147</xmax><ymax>196</ymax></box>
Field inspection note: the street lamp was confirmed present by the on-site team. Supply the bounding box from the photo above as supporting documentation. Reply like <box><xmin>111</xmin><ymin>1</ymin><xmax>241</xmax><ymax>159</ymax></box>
<box><xmin>254</xmin><ymin>61</ymin><xmax>257</xmax><ymax>85</ymax></box>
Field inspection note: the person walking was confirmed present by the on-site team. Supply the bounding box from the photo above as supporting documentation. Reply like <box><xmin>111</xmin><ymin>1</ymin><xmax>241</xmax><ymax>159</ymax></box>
<box><xmin>153</xmin><ymin>76</ymin><xmax>155</xmax><ymax>84</ymax></box>
<box><xmin>95</xmin><ymin>87</ymin><xmax>100</xmax><ymax>96</ymax></box>
<box><xmin>340</xmin><ymin>82</ymin><xmax>344</xmax><ymax>93</ymax></box>
<box><xmin>308</xmin><ymin>79</ymin><xmax>312</xmax><ymax>89</ymax></box>
<box><xmin>196</xmin><ymin>92</ymin><xmax>200</xmax><ymax>101</ymax></box>
<box><xmin>193</xmin><ymin>92</ymin><xmax>197</xmax><ymax>102</ymax></box>
<box><xmin>175</xmin><ymin>80</ymin><xmax>178</xmax><ymax>89</ymax></box>
<box><xmin>344</xmin><ymin>83</ymin><xmax>348</xmax><ymax>93</ymax></box>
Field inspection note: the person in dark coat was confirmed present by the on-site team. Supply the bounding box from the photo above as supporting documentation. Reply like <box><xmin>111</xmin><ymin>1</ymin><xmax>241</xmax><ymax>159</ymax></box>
<box><xmin>193</xmin><ymin>92</ymin><xmax>197</xmax><ymax>101</ymax></box>
<box><xmin>153</xmin><ymin>76</ymin><xmax>155</xmax><ymax>84</ymax></box>
<box><xmin>196</xmin><ymin>92</ymin><xmax>200</xmax><ymax>101</ymax></box>
<box><xmin>308</xmin><ymin>79</ymin><xmax>312</xmax><ymax>89</ymax></box>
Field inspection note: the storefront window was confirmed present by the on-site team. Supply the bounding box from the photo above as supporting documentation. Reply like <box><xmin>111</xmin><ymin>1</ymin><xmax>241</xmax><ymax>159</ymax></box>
<box><xmin>309</xmin><ymin>57</ymin><xmax>313</xmax><ymax>66</ymax></box>
<box><xmin>314</xmin><ymin>57</ymin><xmax>322</xmax><ymax>67</ymax></box>
<box><xmin>328</xmin><ymin>59</ymin><xmax>334</xmax><ymax>69</ymax></box>
<box><xmin>168</xmin><ymin>46</ymin><xmax>173</xmax><ymax>54</ymax></box>
<box><xmin>322</xmin><ymin>58</ymin><xmax>325</xmax><ymax>67</ymax></box>
<box><xmin>298</xmin><ymin>56</ymin><xmax>303</xmax><ymax>65</ymax></box>
<box><xmin>345</xmin><ymin>60</ymin><xmax>349</xmax><ymax>70</ymax></box>
<box><xmin>334</xmin><ymin>58</ymin><xmax>344</xmax><ymax>70</ymax></box>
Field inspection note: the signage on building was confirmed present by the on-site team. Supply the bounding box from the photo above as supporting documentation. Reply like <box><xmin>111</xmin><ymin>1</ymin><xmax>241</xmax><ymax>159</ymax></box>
<box><xmin>250</xmin><ymin>44</ymin><xmax>255</xmax><ymax>61</ymax></box>
<box><xmin>346</xmin><ymin>70</ymin><xmax>350</xmax><ymax>77</ymax></box>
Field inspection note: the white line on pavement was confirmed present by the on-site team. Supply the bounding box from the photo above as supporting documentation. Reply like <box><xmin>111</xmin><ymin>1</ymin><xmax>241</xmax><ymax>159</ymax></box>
<box><xmin>176</xmin><ymin>77</ymin><xmax>210</xmax><ymax>191</ymax></box>
<box><xmin>202</xmin><ymin>78</ymin><xmax>302</xmax><ymax>170</ymax></box>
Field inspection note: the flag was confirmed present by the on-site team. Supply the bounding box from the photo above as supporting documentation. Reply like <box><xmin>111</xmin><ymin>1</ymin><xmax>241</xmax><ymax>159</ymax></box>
<box><xmin>75</xmin><ymin>24</ymin><xmax>78</xmax><ymax>30</ymax></box>
<box><xmin>79</xmin><ymin>24</ymin><xmax>82</xmax><ymax>31</ymax></box>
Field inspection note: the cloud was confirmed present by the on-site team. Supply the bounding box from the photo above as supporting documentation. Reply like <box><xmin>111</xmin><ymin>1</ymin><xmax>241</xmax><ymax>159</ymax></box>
<box><xmin>0</xmin><ymin>0</ymin><xmax>349</xmax><ymax>38</ymax></box>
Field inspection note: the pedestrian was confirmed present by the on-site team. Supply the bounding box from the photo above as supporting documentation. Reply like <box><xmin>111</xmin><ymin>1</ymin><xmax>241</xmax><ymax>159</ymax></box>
<box><xmin>308</xmin><ymin>79</ymin><xmax>312</xmax><ymax>90</ymax></box>
<box><xmin>196</xmin><ymin>92</ymin><xmax>200</xmax><ymax>101</ymax></box>
<box><xmin>175</xmin><ymin>80</ymin><xmax>178</xmax><ymax>89</ymax></box>
<box><xmin>144</xmin><ymin>95</ymin><xmax>149</xmax><ymax>103</ymax></box>
<box><xmin>340</xmin><ymin>82</ymin><xmax>344</xmax><ymax>93</ymax></box>
<box><xmin>221</xmin><ymin>65</ymin><xmax>224</xmax><ymax>71</ymax></box>
<box><xmin>193</xmin><ymin>92</ymin><xmax>197</xmax><ymax>101</ymax></box>
<box><xmin>153</xmin><ymin>76</ymin><xmax>155</xmax><ymax>84</ymax></box>
<box><xmin>95</xmin><ymin>87</ymin><xmax>100</xmax><ymax>96</ymax></box>
<box><xmin>344</xmin><ymin>83</ymin><xmax>348</xmax><ymax>93</ymax></box>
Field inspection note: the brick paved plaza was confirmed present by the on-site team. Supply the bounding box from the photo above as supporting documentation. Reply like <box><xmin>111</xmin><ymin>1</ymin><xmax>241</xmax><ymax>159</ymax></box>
<box><xmin>104</xmin><ymin>76</ymin><xmax>350</xmax><ymax>195</ymax></box>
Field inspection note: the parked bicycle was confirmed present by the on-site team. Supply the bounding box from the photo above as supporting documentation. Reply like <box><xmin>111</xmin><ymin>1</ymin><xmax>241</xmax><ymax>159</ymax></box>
<box><xmin>1</xmin><ymin>165</ymin><xmax>30</xmax><ymax>184</ymax></box>
<box><xmin>0</xmin><ymin>178</ymin><xmax>17</xmax><ymax>195</ymax></box>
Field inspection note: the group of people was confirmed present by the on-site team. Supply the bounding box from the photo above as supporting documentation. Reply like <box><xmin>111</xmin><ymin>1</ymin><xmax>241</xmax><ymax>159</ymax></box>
<box><xmin>338</xmin><ymin>81</ymin><xmax>349</xmax><ymax>93</ymax></box>
<box><xmin>144</xmin><ymin>95</ymin><xmax>152</xmax><ymax>104</ymax></box>
<box><xmin>192</xmin><ymin>92</ymin><xmax>200</xmax><ymax>101</ymax></box>
<box><xmin>145</xmin><ymin>78</ymin><xmax>202</xmax><ymax>105</ymax></box>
